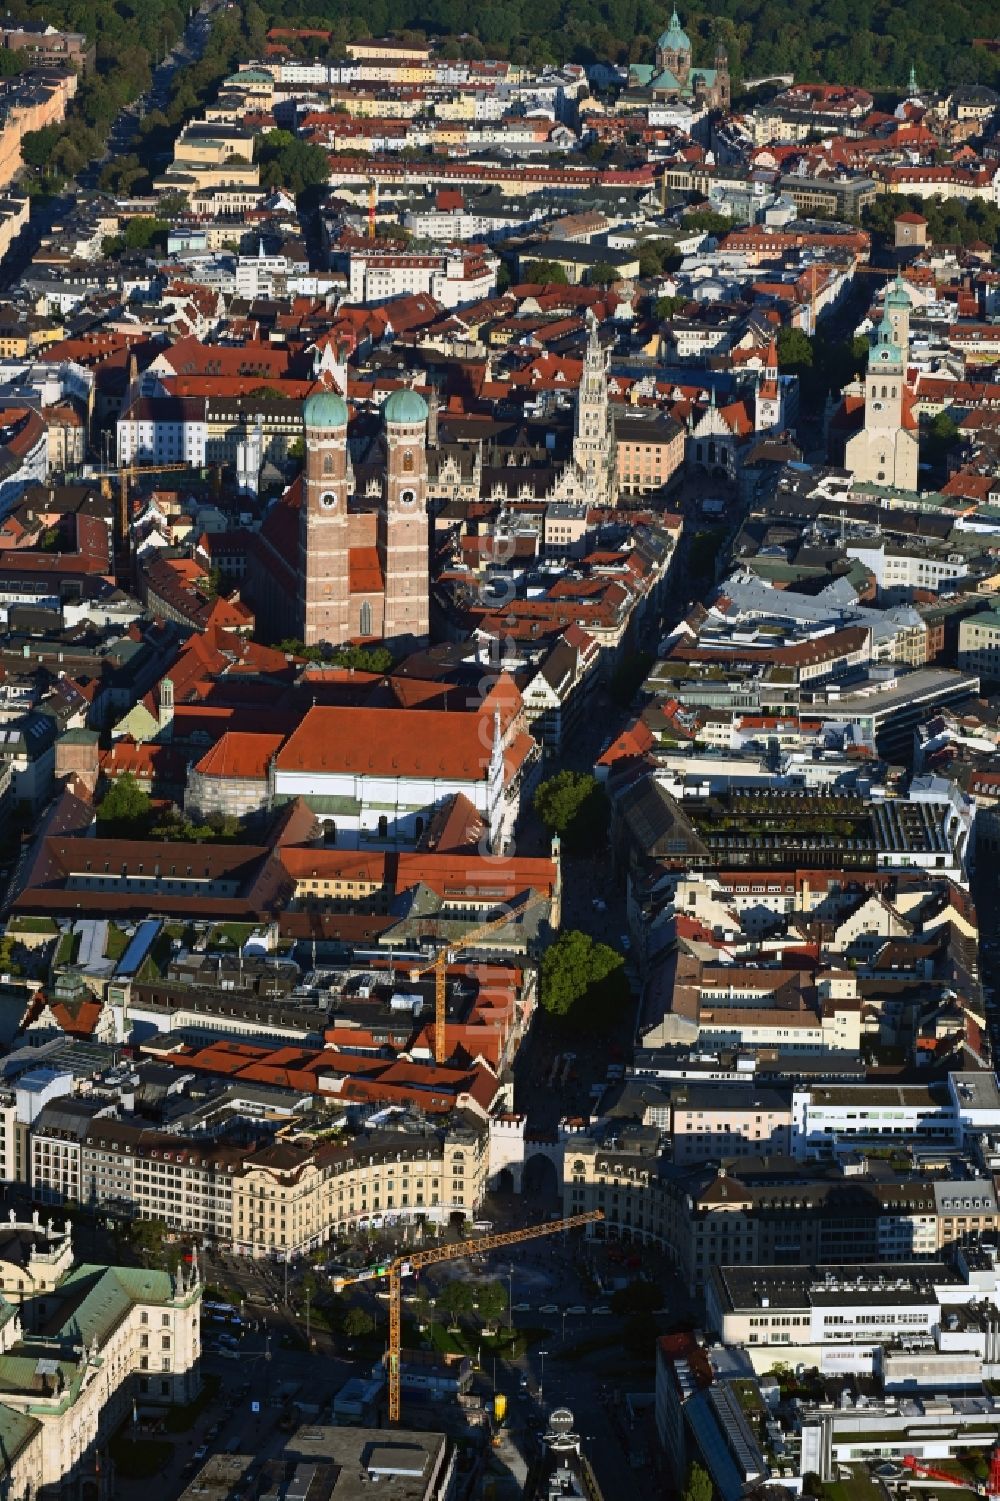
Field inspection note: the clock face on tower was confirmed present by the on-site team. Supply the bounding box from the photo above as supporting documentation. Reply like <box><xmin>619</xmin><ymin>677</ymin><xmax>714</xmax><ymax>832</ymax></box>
<box><xmin>400</xmin><ymin>488</ymin><xmax>416</xmax><ymax>505</ymax></box>
<box><xmin>320</xmin><ymin>492</ymin><xmax>337</xmax><ymax>510</ymax></box>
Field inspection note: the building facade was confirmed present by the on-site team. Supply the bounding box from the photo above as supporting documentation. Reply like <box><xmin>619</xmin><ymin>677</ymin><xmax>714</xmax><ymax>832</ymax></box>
<box><xmin>845</xmin><ymin>285</ymin><xmax>919</xmax><ymax>493</ymax></box>
<box><xmin>250</xmin><ymin>386</ymin><xmax>431</xmax><ymax>649</ymax></box>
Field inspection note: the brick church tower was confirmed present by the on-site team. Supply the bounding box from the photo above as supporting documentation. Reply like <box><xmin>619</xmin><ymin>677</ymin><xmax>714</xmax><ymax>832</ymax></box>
<box><xmin>381</xmin><ymin>387</ymin><xmax>430</xmax><ymax>642</ymax></box>
<box><xmin>299</xmin><ymin>389</ymin><xmax>351</xmax><ymax>647</ymax></box>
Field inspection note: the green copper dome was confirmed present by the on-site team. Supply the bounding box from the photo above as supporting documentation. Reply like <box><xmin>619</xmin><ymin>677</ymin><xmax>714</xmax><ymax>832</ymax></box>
<box><xmin>657</xmin><ymin>9</ymin><xmax>691</xmax><ymax>51</ymax></box>
<box><xmin>885</xmin><ymin>275</ymin><xmax>912</xmax><ymax>309</ymax></box>
<box><xmin>384</xmin><ymin>388</ymin><xmax>429</xmax><ymax>425</ymax></box>
<box><xmin>303</xmin><ymin>390</ymin><xmax>348</xmax><ymax>429</ymax></box>
<box><xmin>870</xmin><ymin>309</ymin><xmax>903</xmax><ymax>368</ymax></box>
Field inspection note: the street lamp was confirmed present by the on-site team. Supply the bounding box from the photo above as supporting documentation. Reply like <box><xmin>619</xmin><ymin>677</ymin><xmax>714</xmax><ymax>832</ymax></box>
<box><xmin>508</xmin><ymin>1266</ymin><xmax>513</xmax><ymax>1331</ymax></box>
<box><xmin>538</xmin><ymin>1349</ymin><xmax>548</xmax><ymax>1404</ymax></box>
<box><xmin>561</xmin><ymin>1310</ymin><xmax>567</xmax><ymax>1343</ymax></box>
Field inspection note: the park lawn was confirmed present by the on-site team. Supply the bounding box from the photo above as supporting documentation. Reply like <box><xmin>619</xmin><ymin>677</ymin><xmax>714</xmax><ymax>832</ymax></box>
<box><xmin>105</xmin><ymin>924</ymin><xmax>129</xmax><ymax>961</ymax></box>
<box><xmin>209</xmin><ymin>923</ymin><xmax>255</xmax><ymax>948</ymax></box>
<box><xmin>823</xmin><ymin>1470</ymin><xmax>884</xmax><ymax>1501</ymax></box>
<box><xmin>54</xmin><ymin>931</ymin><xmax>80</xmax><ymax>966</ymax></box>
<box><xmin>425</xmin><ymin>1322</ymin><xmax>549</xmax><ymax>1361</ymax></box>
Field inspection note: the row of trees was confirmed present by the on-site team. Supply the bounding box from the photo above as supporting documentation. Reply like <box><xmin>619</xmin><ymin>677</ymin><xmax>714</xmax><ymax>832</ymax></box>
<box><xmin>864</xmin><ymin>192</ymin><xmax>1000</xmax><ymax>250</ymax></box>
<box><xmin>22</xmin><ymin>1</ymin><xmax>265</xmax><ymax>195</ymax></box>
<box><xmin>255</xmin><ymin>0</ymin><xmax>1000</xmax><ymax>90</ymax></box>
<box><xmin>275</xmin><ymin>639</ymin><xmax>396</xmax><ymax>672</ymax></box>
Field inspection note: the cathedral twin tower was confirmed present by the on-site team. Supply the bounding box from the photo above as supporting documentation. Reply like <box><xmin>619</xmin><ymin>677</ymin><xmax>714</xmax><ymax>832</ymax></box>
<box><xmin>298</xmin><ymin>387</ymin><xmax>431</xmax><ymax>648</ymax></box>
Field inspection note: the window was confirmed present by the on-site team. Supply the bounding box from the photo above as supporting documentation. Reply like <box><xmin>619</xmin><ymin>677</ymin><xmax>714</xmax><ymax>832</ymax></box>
<box><xmin>378</xmin><ymin>815</ymin><xmax>388</xmax><ymax>839</ymax></box>
<box><xmin>360</xmin><ymin>600</ymin><xmax>372</xmax><ymax>636</ymax></box>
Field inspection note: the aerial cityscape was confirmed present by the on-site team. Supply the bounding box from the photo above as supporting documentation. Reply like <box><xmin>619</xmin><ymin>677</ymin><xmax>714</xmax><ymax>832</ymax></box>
<box><xmin>2</xmin><ymin>0</ymin><xmax>1000</xmax><ymax>1498</ymax></box>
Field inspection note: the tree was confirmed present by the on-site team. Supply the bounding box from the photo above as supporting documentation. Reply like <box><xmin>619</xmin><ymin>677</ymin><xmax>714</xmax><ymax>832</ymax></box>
<box><xmin>588</xmin><ymin>260</ymin><xmax>619</xmax><ymax>286</ymax></box>
<box><xmin>343</xmin><ymin>1306</ymin><xmax>375</xmax><ymax>1338</ymax></box>
<box><xmin>96</xmin><ymin>773</ymin><xmax>151</xmax><ymax>834</ymax></box>
<box><xmin>127</xmin><ymin>1216</ymin><xmax>168</xmax><ymax>1263</ymax></box>
<box><xmin>157</xmin><ymin>190</ymin><xmax>190</xmax><ymax>219</ymax></box>
<box><xmin>0</xmin><ymin>933</ymin><xmax>21</xmax><ymax>975</ymax></box>
<box><xmin>255</xmin><ymin>129</ymin><xmax>331</xmax><ymax>197</ymax></box>
<box><xmin>610</xmin><ymin>1279</ymin><xmax>662</xmax><ymax>1315</ymax></box>
<box><xmin>540</xmin><ymin>929</ymin><xmax>629</xmax><ymax>1020</ymax></box>
<box><xmin>521</xmin><ymin>259</ymin><xmax>568</xmax><ymax>285</ymax></box>
<box><xmin>655</xmin><ymin>295</ymin><xmax>687</xmax><ymax>320</ymax></box>
<box><xmin>20</xmin><ymin>125</ymin><xmax>64</xmax><ymax>171</ymax></box>
<box><xmin>276</xmin><ymin>637</ymin><xmax>324</xmax><ymax>662</ymax></box>
<box><xmin>438</xmin><ymin>1279</ymin><xmax>474</xmax><ymax>1322</ymax></box>
<box><xmin>0</xmin><ymin>47</ymin><xmax>26</xmax><ymax>78</ymax></box>
<box><xmin>776</xmin><ymin>325</ymin><xmax>814</xmax><ymax>373</ymax></box>
<box><xmin>533</xmin><ymin>770</ymin><xmax>608</xmax><ymax>854</ymax></box>
<box><xmin>475</xmin><ymin>1280</ymin><xmax>508</xmax><ymax>1328</ymax></box>
<box><xmin>684</xmin><ymin>1461</ymin><xmax>714</xmax><ymax>1501</ymax></box>
<box><xmin>680</xmin><ymin>209</ymin><xmax>731</xmax><ymax>234</ymax></box>
<box><xmin>925</xmin><ymin>410</ymin><xmax>960</xmax><ymax>470</ymax></box>
<box><xmin>328</xmin><ymin>644</ymin><xmax>395</xmax><ymax>673</ymax></box>
<box><xmin>124</xmin><ymin>217</ymin><xmax>169</xmax><ymax>252</ymax></box>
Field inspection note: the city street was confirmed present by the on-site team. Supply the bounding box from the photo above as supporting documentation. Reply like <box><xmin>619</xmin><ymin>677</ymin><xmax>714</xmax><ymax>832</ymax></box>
<box><xmin>114</xmin><ymin>1342</ymin><xmax>355</xmax><ymax>1501</ymax></box>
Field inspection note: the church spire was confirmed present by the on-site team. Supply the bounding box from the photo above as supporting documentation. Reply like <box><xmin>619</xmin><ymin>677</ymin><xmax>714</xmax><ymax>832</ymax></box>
<box><xmin>572</xmin><ymin>309</ymin><xmax>616</xmax><ymax>502</ymax></box>
<box><xmin>759</xmin><ymin>339</ymin><xmax>779</xmax><ymax>399</ymax></box>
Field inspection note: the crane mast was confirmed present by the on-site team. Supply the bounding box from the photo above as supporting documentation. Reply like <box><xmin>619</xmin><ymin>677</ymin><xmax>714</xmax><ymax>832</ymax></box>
<box><xmin>334</xmin><ymin>1209</ymin><xmax>603</xmax><ymax>1422</ymax></box>
<box><xmin>406</xmin><ymin>898</ymin><xmax>531</xmax><ymax>1065</ymax></box>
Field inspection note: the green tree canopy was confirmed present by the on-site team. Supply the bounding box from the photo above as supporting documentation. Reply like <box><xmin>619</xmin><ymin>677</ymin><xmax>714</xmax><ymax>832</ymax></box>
<box><xmin>655</xmin><ymin>294</ymin><xmax>688</xmax><ymax>320</ymax></box>
<box><xmin>684</xmin><ymin>1461</ymin><xmax>714</xmax><ymax>1501</ymax></box>
<box><xmin>610</xmin><ymin>1279</ymin><xmax>662</xmax><ymax>1315</ymax></box>
<box><xmin>96</xmin><ymin>772</ymin><xmax>151</xmax><ymax>835</ymax></box>
<box><xmin>588</xmin><ymin>260</ymin><xmax>619</xmax><ymax>285</ymax></box>
<box><xmin>438</xmin><ymin>1280</ymin><xmax>474</xmax><ymax>1321</ymax></box>
<box><xmin>681</xmin><ymin>210</ymin><xmax>731</xmax><ymax>234</ymax></box>
<box><xmin>475</xmin><ymin>1280</ymin><xmax>508</xmax><ymax>1327</ymax></box>
<box><xmin>924</xmin><ymin>410</ymin><xmax>961</xmax><ymax>472</ymax></box>
<box><xmin>343</xmin><ymin>1306</ymin><xmax>376</xmax><ymax>1338</ymax></box>
<box><xmin>776</xmin><ymin>325</ymin><xmax>813</xmax><ymax>373</ymax></box>
<box><xmin>533</xmin><ymin>770</ymin><xmax>608</xmax><ymax>854</ymax></box>
<box><xmin>540</xmin><ymin>929</ymin><xmax>629</xmax><ymax>1020</ymax></box>
<box><xmin>123</xmin><ymin>216</ymin><xmax>169</xmax><ymax>252</ymax></box>
<box><xmin>328</xmin><ymin>644</ymin><xmax>395</xmax><ymax>673</ymax></box>
<box><xmin>521</xmin><ymin>260</ymin><xmax>568</xmax><ymax>285</ymax></box>
<box><xmin>256</xmin><ymin>129</ymin><xmax>331</xmax><ymax>196</ymax></box>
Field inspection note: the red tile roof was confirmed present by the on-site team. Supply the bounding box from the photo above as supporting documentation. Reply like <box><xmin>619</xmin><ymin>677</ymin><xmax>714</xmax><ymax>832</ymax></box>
<box><xmin>349</xmin><ymin>545</ymin><xmax>383</xmax><ymax>595</ymax></box>
<box><xmin>276</xmin><ymin>704</ymin><xmax>505</xmax><ymax>780</ymax></box>
<box><xmin>192</xmin><ymin>731</ymin><xmax>284</xmax><ymax>781</ymax></box>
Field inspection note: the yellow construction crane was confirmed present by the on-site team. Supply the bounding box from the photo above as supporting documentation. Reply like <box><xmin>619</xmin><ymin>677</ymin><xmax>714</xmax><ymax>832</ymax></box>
<box><xmin>406</xmin><ymin>899</ymin><xmax>532</xmax><ymax>1066</ymax></box>
<box><xmin>332</xmin><ymin>1210</ymin><xmax>603</xmax><ymax>1423</ymax></box>
<box><xmin>98</xmin><ymin>462</ymin><xmax>202</xmax><ymax>547</ymax></box>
